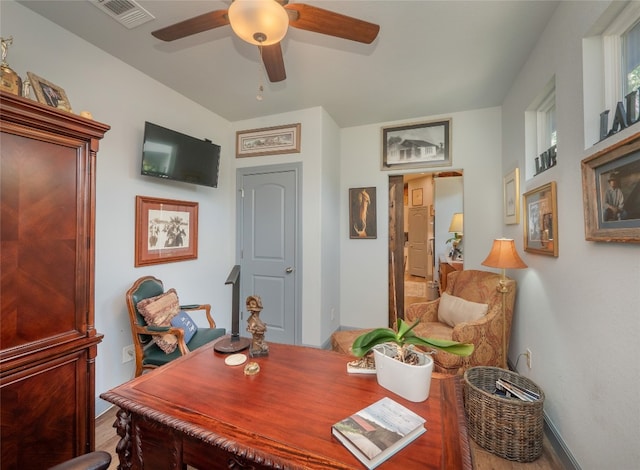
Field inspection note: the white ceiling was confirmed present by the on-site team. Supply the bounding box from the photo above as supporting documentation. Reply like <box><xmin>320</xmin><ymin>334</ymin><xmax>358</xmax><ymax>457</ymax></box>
<box><xmin>17</xmin><ymin>0</ymin><xmax>560</xmax><ymax>128</ymax></box>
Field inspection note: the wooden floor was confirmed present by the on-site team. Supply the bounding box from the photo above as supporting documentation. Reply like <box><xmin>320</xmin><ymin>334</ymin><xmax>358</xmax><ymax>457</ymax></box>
<box><xmin>95</xmin><ymin>405</ymin><xmax>564</xmax><ymax>469</ymax></box>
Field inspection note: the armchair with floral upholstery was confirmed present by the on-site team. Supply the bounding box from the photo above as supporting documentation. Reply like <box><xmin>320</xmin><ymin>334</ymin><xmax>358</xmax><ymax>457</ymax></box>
<box><xmin>405</xmin><ymin>269</ymin><xmax>516</xmax><ymax>374</ymax></box>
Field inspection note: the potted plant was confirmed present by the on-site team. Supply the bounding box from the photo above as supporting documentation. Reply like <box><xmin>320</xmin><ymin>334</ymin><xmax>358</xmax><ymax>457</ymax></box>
<box><xmin>351</xmin><ymin>319</ymin><xmax>474</xmax><ymax>402</ymax></box>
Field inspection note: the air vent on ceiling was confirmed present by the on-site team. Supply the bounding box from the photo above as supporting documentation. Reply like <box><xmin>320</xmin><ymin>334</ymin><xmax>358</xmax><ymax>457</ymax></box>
<box><xmin>90</xmin><ymin>0</ymin><xmax>155</xmax><ymax>29</ymax></box>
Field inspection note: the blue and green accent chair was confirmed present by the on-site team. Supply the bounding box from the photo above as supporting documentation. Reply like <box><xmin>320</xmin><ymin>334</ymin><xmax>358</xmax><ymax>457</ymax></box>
<box><xmin>125</xmin><ymin>276</ymin><xmax>226</xmax><ymax>377</ymax></box>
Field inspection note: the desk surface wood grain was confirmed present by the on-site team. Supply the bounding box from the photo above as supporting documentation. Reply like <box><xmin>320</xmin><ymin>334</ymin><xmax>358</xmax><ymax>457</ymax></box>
<box><xmin>101</xmin><ymin>341</ymin><xmax>472</xmax><ymax>469</ymax></box>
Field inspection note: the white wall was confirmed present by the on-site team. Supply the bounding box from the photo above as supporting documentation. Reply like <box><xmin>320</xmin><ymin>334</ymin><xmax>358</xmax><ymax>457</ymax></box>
<box><xmin>339</xmin><ymin>108</ymin><xmax>503</xmax><ymax>328</ymax></box>
<box><xmin>2</xmin><ymin>1</ymin><xmax>236</xmax><ymax>414</ymax></box>
<box><xmin>231</xmin><ymin>107</ymin><xmax>341</xmax><ymax>346</ymax></box>
<box><xmin>502</xmin><ymin>2</ymin><xmax>640</xmax><ymax>468</ymax></box>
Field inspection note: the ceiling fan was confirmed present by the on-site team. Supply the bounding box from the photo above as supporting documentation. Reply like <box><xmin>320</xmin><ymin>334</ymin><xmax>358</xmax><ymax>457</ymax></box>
<box><xmin>151</xmin><ymin>0</ymin><xmax>380</xmax><ymax>83</ymax></box>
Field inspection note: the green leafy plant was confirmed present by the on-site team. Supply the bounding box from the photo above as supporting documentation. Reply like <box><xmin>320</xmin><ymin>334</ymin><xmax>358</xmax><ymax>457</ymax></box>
<box><xmin>351</xmin><ymin>318</ymin><xmax>474</xmax><ymax>363</ymax></box>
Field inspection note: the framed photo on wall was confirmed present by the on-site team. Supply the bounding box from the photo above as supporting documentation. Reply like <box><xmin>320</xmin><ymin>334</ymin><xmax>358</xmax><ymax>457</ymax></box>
<box><xmin>503</xmin><ymin>168</ymin><xmax>520</xmax><ymax>224</ymax></box>
<box><xmin>349</xmin><ymin>187</ymin><xmax>377</xmax><ymax>239</ymax></box>
<box><xmin>381</xmin><ymin>119</ymin><xmax>452</xmax><ymax>170</ymax></box>
<box><xmin>523</xmin><ymin>181</ymin><xmax>558</xmax><ymax>256</ymax></box>
<box><xmin>581</xmin><ymin>132</ymin><xmax>640</xmax><ymax>243</ymax></box>
<box><xmin>135</xmin><ymin>196</ymin><xmax>198</xmax><ymax>266</ymax></box>
<box><xmin>411</xmin><ymin>188</ymin><xmax>423</xmax><ymax>206</ymax></box>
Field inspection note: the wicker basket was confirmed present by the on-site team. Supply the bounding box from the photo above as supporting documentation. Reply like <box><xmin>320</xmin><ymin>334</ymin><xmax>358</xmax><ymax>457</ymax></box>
<box><xmin>463</xmin><ymin>366</ymin><xmax>545</xmax><ymax>462</ymax></box>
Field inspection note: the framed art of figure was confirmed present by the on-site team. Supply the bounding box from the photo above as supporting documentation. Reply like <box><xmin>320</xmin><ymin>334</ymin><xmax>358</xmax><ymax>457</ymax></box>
<box><xmin>523</xmin><ymin>182</ymin><xmax>558</xmax><ymax>256</ymax></box>
<box><xmin>581</xmin><ymin>132</ymin><xmax>640</xmax><ymax>243</ymax></box>
<box><xmin>135</xmin><ymin>196</ymin><xmax>198</xmax><ymax>266</ymax></box>
<box><xmin>381</xmin><ymin>119</ymin><xmax>452</xmax><ymax>170</ymax></box>
<box><xmin>349</xmin><ymin>187</ymin><xmax>377</xmax><ymax>239</ymax></box>
<box><xmin>503</xmin><ymin>168</ymin><xmax>520</xmax><ymax>225</ymax></box>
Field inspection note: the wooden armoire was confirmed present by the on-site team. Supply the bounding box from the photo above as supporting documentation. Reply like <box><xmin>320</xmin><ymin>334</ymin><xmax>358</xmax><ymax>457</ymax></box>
<box><xmin>0</xmin><ymin>91</ymin><xmax>110</xmax><ymax>469</ymax></box>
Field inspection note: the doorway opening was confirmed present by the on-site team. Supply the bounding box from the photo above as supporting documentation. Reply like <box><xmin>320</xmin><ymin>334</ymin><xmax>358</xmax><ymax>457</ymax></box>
<box><xmin>388</xmin><ymin>171</ymin><xmax>463</xmax><ymax>328</ymax></box>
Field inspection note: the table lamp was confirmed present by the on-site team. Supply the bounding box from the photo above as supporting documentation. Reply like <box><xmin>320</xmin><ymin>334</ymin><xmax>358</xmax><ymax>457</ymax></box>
<box><xmin>447</xmin><ymin>212</ymin><xmax>464</xmax><ymax>259</ymax></box>
<box><xmin>481</xmin><ymin>238</ymin><xmax>527</xmax><ymax>368</ymax></box>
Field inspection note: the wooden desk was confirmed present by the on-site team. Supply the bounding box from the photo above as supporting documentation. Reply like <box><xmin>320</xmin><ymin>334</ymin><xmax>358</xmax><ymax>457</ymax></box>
<box><xmin>101</xmin><ymin>342</ymin><xmax>472</xmax><ymax>470</ymax></box>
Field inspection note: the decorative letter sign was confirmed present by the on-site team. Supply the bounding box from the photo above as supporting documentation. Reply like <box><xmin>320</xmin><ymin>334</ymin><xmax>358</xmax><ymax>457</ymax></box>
<box><xmin>599</xmin><ymin>87</ymin><xmax>639</xmax><ymax>142</ymax></box>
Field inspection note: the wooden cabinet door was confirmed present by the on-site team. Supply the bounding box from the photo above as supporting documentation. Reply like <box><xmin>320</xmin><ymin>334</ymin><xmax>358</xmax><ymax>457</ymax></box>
<box><xmin>1</xmin><ymin>91</ymin><xmax>109</xmax><ymax>469</ymax></box>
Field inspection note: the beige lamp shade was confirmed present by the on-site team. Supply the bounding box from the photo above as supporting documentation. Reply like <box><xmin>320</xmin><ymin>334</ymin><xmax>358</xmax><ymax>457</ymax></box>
<box><xmin>228</xmin><ymin>0</ymin><xmax>289</xmax><ymax>46</ymax></box>
<box><xmin>448</xmin><ymin>212</ymin><xmax>463</xmax><ymax>233</ymax></box>
<box><xmin>481</xmin><ymin>238</ymin><xmax>527</xmax><ymax>269</ymax></box>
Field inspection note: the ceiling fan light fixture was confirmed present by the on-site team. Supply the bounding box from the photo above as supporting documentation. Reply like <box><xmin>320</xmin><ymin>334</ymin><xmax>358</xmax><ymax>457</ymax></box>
<box><xmin>228</xmin><ymin>0</ymin><xmax>289</xmax><ymax>46</ymax></box>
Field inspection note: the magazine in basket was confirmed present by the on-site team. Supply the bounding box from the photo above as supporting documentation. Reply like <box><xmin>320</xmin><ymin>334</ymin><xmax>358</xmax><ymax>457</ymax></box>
<box><xmin>331</xmin><ymin>397</ymin><xmax>426</xmax><ymax>469</ymax></box>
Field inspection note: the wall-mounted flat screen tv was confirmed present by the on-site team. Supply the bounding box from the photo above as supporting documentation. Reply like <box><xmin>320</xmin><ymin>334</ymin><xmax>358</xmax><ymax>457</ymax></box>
<box><xmin>141</xmin><ymin>121</ymin><xmax>220</xmax><ymax>188</ymax></box>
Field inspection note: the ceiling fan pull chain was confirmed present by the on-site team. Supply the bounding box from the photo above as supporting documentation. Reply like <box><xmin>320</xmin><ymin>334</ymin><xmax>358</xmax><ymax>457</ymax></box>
<box><xmin>256</xmin><ymin>44</ymin><xmax>264</xmax><ymax>101</ymax></box>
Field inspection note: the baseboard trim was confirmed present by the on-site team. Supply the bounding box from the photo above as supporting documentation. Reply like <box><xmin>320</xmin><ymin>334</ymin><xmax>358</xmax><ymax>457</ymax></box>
<box><xmin>544</xmin><ymin>412</ymin><xmax>581</xmax><ymax>470</ymax></box>
<box><xmin>506</xmin><ymin>359</ymin><xmax>580</xmax><ymax>470</ymax></box>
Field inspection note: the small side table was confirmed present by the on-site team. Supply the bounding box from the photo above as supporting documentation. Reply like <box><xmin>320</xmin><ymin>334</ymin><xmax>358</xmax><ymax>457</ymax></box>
<box><xmin>439</xmin><ymin>256</ymin><xmax>463</xmax><ymax>292</ymax></box>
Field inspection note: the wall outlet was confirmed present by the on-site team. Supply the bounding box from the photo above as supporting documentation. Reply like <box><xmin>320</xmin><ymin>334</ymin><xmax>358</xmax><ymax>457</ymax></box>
<box><xmin>122</xmin><ymin>344</ymin><xmax>134</xmax><ymax>363</ymax></box>
<box><xmin>525</xmin><ymin>348</ymin><xmax>532</xmax><ymax>369</ymax></box>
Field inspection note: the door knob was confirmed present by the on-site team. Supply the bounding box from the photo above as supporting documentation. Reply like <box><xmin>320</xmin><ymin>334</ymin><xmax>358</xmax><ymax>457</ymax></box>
<box><xmin>285</xmin><ymin>267</ymin><xmax>294</xmax><ymax>273</ymax></box>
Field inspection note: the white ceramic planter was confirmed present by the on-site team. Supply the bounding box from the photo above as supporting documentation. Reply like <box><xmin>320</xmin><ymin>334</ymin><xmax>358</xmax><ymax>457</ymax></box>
<box><xmin>373</xmin><ymin>344</ymin><xmax>434</xmax><ymax>402</ymax></box>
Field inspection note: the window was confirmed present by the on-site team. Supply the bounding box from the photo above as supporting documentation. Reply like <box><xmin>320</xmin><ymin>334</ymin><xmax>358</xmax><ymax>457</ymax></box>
<box><xmin>623</xmin><ymin>19</ymin><xmax>640</xmax><ymax>118</ymax></box>
<box><xmin>537</xmin><ymin>88</ymin><xmax>557</xmax><ymax>153</ymax></box>
<box><xmin>525</xmin><ymin>78</ymin><xmax>556</xmax><ymax>180</ymax></box>
<box><xmin>603</xmin><ymin>3</ymin><xmax>640</xmax><ymax>117</ymax></box>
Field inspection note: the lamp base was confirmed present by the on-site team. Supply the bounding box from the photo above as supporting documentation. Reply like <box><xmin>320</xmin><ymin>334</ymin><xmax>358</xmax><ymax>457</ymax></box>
<box><xmin>214</xmin><ymin>334</ymin><xmax>251</xmax><ymax>353</ymax></box>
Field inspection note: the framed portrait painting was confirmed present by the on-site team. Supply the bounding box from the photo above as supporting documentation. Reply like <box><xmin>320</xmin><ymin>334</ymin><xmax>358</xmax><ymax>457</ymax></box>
<box><xmin>135</xmin><ymin>196</ymin><xmax>198</xmax><ymax>266</ymax></box>
<box><xmin>523</xmin><ymin>182</ymin><xmax>558</xmax><ymax>256</ymax></box>
<box><xmin>381</xmin><ymin>119</ymin><xmax>452</xmax><ymax>170</ymax></box>
<box><xmin>581</xmin><ymin>132</ymin><xmax>640</xmax><ymax>243</ymax></box>
<box><xmin>349</xmin><ymin>187</ymin><xmax>377</xmax><ymax>239</ymax></box>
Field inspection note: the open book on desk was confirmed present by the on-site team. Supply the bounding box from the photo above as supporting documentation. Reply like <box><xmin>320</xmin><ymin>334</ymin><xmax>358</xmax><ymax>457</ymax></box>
<box><xmin>331</xmin><ymin>397</ymin><xmax>426</xmax><ymax>469</ymax></box>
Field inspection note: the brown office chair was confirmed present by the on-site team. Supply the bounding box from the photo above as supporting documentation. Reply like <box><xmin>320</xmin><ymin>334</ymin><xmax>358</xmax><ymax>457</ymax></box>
<box><xmin>48</xmin><ymin>451</ymin><xmax>111</xmax><ymax>470</ymax></box>
<box><xmin>126</xmin><ymin>276</ymin><xmax>226</xmax><ymax>377</ymax></box>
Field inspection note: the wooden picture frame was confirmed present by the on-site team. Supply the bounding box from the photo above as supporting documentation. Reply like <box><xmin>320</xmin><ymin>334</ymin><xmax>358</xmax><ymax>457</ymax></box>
<box><xmin>381</xmin><ymin>119</ymin><xmax>452</xmax><ymax>170</ymax></box>
<box><xmin>503</xmin><ymin>168</ymin><xmax>520</xmax><ymax>225</ymax></box>
<box><xmin>26</xmin><ymin>72</ymin><xmax>72</xmax><ymax>112</ymax></box>
<box><xmin>523</xmin><ymin>182</ymin><xmax>558</xmax><ymax>256</ymax></box>
<box><xmin>411</xmin><ymin>188</ymin><xmax>423</xmax><ymax>206</ymax></box>
<box><xmin>349</xmin><ymin>187</ymin><xmax>377</xmax><ymax>239</ymax></box>
<box><xmin>581</xmin><ymin>132</ymin><xmax>640</xmax><ymax>243</ymax></box>
<box><xmin>236</xmin><ymin>123</ymin><xmax>301</xmax><ymax>158</ymax></box>
<box><xmin>135</xmin><ymin>196</ymin><xmax>198</xmax><ymax>266</ymax></box>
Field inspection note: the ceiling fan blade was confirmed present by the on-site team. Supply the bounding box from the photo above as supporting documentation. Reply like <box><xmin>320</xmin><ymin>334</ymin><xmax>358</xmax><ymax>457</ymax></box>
<box><xmin>285</xmin><ymin>3</ymin><xmax>379</xmax><ymax>44</ymax></box>
<box><xmin>152</xmin><ymin>9</ymin><xmax>230</xmax><ymax>42</ymax></box>
<box><xmin>261</xmin><ymin>43</ymin><xmax>286</xmax><ymax>82</ymax></box>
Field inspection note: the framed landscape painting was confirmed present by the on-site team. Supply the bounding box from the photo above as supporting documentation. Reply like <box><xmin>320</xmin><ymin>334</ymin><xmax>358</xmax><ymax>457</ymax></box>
<box><xmin>381</xmin><ymin>119</ymin><xmax>451</xmax><ymax>170</ymax></box>
<box><xmin>236</xmin><ymin>123</ymin><xmax>301</xmax><ymax>158</ymax></box>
